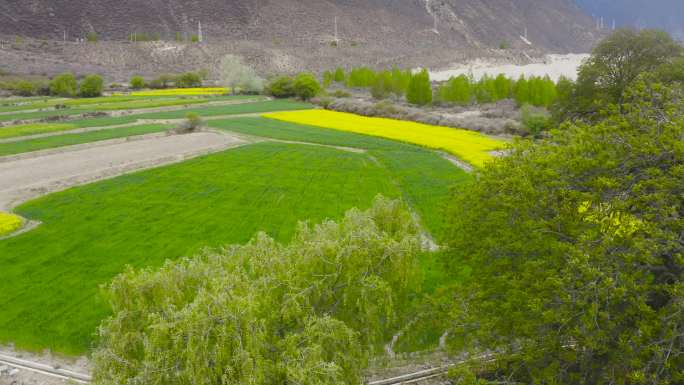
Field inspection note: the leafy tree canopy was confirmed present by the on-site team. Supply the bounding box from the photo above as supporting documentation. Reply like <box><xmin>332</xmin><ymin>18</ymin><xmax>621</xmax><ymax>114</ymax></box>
<box><xmin>444</xmin><ymin>81</ymin><xmax>684</xmax><ymax>384</ymax></box>
<box><xmin>93</xmin><ymin>197</ymin><xmax>422</xmax><ymax>385</ymax></box>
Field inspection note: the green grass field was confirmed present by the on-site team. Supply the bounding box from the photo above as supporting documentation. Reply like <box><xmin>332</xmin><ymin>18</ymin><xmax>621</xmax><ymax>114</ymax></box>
<box><xmin>208</xmin><ymin>117</ymin><xmax>469</xmax><ymax>239</ymax></box>
<box><xmin>0</xmin><ymin>142</ymin><xmax>417</xmax><ymax>354</ymax></box>
<box><xmin>0</xmin><ymin>124</ymin><xmax>171</xmax><ymax>156</ymax></box>
<box><xmin>0</xmin><ymin>95</ymin><xmax>267</xmax><ymax>122</ymax></box>
<box><xmin>0</xmin><ymin>98</ymin><xmax>469</xmax><ymax>356</ymax></box>
<box><xmin>0</xmin><ymin>99</ymin><xmax>311</xmax><ymax>124</ymax></box>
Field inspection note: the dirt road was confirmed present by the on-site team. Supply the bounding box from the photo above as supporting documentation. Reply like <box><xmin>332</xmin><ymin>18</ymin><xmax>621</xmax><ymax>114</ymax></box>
<box><xmin>0</xmin><ymin>131</ymin><xmax>245</xmax><ymax>211</ymax></box>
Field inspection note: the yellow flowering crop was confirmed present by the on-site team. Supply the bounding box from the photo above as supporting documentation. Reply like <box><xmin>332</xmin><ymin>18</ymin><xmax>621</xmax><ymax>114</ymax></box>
<box><xmin>263</xmin><ymin>110</ymin><xmax>505</xmax><ymax>167</ymax></box>
<box><xmin>0</xmin><ymin>212</ymin><xmax>22</xmax><ymax>237</ymax></box>
<box><xmin>131</xmin><ymin>88</ymin><xmax>229</xmax><ymax>96</ymax></box>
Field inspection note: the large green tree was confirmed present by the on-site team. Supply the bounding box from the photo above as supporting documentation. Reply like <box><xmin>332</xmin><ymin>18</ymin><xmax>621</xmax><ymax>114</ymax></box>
<box><xmin>561</xmin><ymin>29</ymin><xmax>683</xmax><ymax>120</ymax></box>
<box><xmin>444</xmin><ymin>81</ymin><xmax>684</xmax><ymax>384</ymax></box>
<box><xmin>93</xmin><ymin>197</ymin><xmax>421</xmax><ymax>385</ymax></box>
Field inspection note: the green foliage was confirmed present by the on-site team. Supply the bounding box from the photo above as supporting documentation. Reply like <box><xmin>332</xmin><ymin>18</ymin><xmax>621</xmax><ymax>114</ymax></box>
<box><xmin>175</xmin><ymin>72</ymin><xmax>202</xmax><ymax>88</ymax></box>
<box><xmin>498</xmin><ymin>40</ymin><xmax>509</xmax><ymax>50</ymax></box>
<box><xmin>13</xmin><ymin>80</ymin><xmax>36</xmax><ymax>96</ymax></box>
<box><xmin>129</xmin><ymin>75</ymin><xmax>145</xmax><ymax>90</ymax></box>
<box><xmin>333</xmin><ymin>67</ymin><xmax>346</xmax><ymax>83</ymax></box>
<box><xmin>370</xmin><ymin>71</ymin><xmax>393</xmax><ymax>100</ymax></box>
<box><xmin>86</xmin><ymin>32</ymin><xmax>98</xmax><ymax>42</ymax></box>
<box><xmin>265</xmin><ymin>76</ymin><xmax>296</xmax><ymax>98</ymax></box>
<box><xmin>346</xmin><ymin>67</ymin><xmax>377</xmax><ymax>88</ymax></box>
<box><xmin>406</xmin><ymin>69</ymin><xmax>432</xmax><ymax>106</ymax></box>
<box><xmin>436</xmin><ymin>74</ymin><xmax>471</xmax><ymax>105</ymax></box>
<box><xmin>443</xmin><ymin>82</ymin><xmax>684</xmax><ymax>384</ymax></box>
<box><xmin>519</xmin><ymin>104</ymin><xmax>551</xmax><ymax>137</ymax></box>
<box><xmin>148</xmin><ymin>74</ymin><xmax>175</xmax><ymax>89</ymax></box>
<box><xmin>512</xmin><ymin>75</ymin><xmax>557</xmax><ymax>107</ymax></box>
<box><xmin>93</xmin><ymin>196</ymin><xmax>421</xmax><ymax>385</ymax></box>
<box><xmin>322</xmin><ymin>70</ymin><xmax>334</xmax><ymax>87</ymax></box>
<box><xmin>190</xmin><ymin>34</ymin><xmax>200</xmax><ymax>43</ymax></box>
<box><xmin>293</xmin><ymin>73</ymin><xmax>321</xmax><ymax>100</ymax></box>
<box><xmin>79</xmin><ymin>74</ymin><xmax>104</xmax><ymax>98</ymax></box>
<box><xmin>49</xmin><ymin>72</ymin><xmax>78</xmax><ymax>97</ymax></box>
<box><xmin>560</xmin><ymin>29</ymin><xmax>684</xmax><ymax>120</ymax></box>
<box><xmin>132</xmin><ymin>32</ymin><xmax>160</xmax><ymax>42</ymax></box>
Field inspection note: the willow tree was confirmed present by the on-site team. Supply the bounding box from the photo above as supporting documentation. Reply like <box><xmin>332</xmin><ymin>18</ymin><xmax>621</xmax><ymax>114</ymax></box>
<box><xmin>93</xmin><ymin>196</ymin><xmax>422</xmax><ymax>385</ymax></box>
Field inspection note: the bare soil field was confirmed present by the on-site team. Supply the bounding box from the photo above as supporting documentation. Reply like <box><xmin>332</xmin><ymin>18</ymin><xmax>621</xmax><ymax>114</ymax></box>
<box><xmin>0</xmin><ymin>131</ymin><xmax>245</xmax><ymax>212</ymax></box>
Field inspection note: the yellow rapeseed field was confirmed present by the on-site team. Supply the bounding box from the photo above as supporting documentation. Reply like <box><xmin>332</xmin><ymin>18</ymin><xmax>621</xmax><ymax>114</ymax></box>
<box><xmin>131</xmin><ymin>88</ymin><xmax>229</xmax><ymax>96</ymax></box>
<box><xmin>0</xmin><ymin>212</ymin><xmax>22</xmax><ymax>237</ymax></box>
<box><xmin>263</xmin><ymin>110</ymin><xmax>506</xmax><ymax>167</ymax></box>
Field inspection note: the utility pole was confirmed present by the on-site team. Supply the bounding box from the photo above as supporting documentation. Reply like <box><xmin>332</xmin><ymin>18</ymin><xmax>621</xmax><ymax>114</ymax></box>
<box><xmin>198</xmin><ymin>21</ymin><xmax>203</xmax><ymax>43</ymax></box>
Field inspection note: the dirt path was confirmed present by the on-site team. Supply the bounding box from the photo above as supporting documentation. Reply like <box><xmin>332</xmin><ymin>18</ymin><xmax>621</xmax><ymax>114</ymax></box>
<box><xmin>0</xmin><ymin>131</ymin><xmax>246</xmax><ymax>212</ymax></box>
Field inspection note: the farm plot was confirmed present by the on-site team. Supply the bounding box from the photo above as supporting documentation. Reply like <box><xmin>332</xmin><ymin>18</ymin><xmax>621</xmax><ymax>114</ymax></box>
<box><xmin>263</xmin><ymin>110</ymin><xmax>506</xmax><ymax>167</ymax></box>
<box><xmin>0</xmin><ymin>124</ymin><xmax>171</xmax><ymax>157</ymax></box>
<box><xmin>208</xmin><ymin>116</ymin><xmax>471</xmax><ymax>240</ymax></box>
<box><xmin>0</xmin><ymin>131</ymin><xmax>244</xmax><ymax>211</ymax></box>
<box><xmin>0</xmin><ymin>95</ymin><xmax>260</xmax><ymax>123</ymax></box>
<box><xmin>0</xmin><ymin>142</ymin><xmax>403</xmax><ymax>354</ymax></box>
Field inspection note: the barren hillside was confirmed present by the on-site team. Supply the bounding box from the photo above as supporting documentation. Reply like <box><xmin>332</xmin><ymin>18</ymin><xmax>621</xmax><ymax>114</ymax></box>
<box><xmin>0</xmin><ymin>0</ymin><xmax>600</xmax><ymax>79</ymax></box>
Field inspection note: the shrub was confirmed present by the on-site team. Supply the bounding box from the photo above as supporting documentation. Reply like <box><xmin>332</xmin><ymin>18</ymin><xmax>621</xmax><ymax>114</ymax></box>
<box><xmin>520</xmin><ymin>104</ymin><xmax>551</xmax><ymax>137</ymax></box>
<box><xmin>334</xmin><ymin>67</ymin><xmax>346</xmax><ymax>82</ymax></box>
<box><xmin>331</xmin><ymin>89</ymin><xmax>351</xmax><ymax>98</ymax></box>
<box><xmin>322</xmin><ymin>70</ymin><xmax>334</xmax><ymax>87</ymax></box>
<box><xmin>130</xmin><ymin>75</ymin><xmax>145</xmax><ymax>90</ymax></box>
<box><xmin>406</xmin><ymin>69</ymin><xmax>432</xmax><ymax>106</ymax></box>
<box><xmin>218</xmin><ymin>55</ymin><xmax>264</xmax><ymax>94</ymax></box>
<box><xmin>13</xmin><ymin>80</ymin><xmax>36</xmax><ymax>96</ymax></box>
<box><xmin>49</xmin><ymin>72</ymin><xmax>78</xmax><ymax>97</ymax></box>
<box><xmin>86</xmin><ymin>32</ymin><xmax>98</xmax><ymax>42</ymax></box>
<box><xmin>265</xmin><ymin>76</ymin><xmax>296</xmax><ymax>98</ymax></box>
<box><xmin>148</xmin><ymin>74</ymin><xmax>175</xmax><ymax>89</ymax></box>
<box><xmin>93</xmin><ymin>197</ymin><xmax>421</xmax><ymax>385</ymax></box>
<box><xmin>79</xmin><ymin>74</ymin><xmax>104</xmax><ymax>97</ymax></box>
<box><xmin>176</xmin><ymin>72</ymin><xmax>202</xmax><ymax>88</ymax></box>
<box><xmin>293</xmin><ymin>73</ymin><xmax>321</xmax><ymax>100</ymax></box>
<box><xmin>172</xmin><ymin>112</ymin><xmax>203</xmax><ymax>134</ymax></box>
<box><xmin>371</xmin><ymin>71</ymin><xmax>393</xmax><ymax>100</ymax></box>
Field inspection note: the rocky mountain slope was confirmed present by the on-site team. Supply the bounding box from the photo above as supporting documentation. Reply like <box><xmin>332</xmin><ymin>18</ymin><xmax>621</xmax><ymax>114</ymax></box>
<box><xmin>0</xmin><ymin>0</ymin><xmax>600</xmax><ymax>79</ymax></box>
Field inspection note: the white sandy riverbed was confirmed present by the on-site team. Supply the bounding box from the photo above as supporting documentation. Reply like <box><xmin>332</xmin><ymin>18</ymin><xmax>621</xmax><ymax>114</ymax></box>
<box><xmin>430</xmin><ymin>53</ymin><xmax>590</xmax><ymax>82</ymax></box>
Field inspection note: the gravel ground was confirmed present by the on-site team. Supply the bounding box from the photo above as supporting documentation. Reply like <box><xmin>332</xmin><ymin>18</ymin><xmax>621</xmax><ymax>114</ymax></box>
<box><xmin>0</xmin><ymin>131</ymin><xmax>246</xmax><ymax>212</ymax></box>
<box><xmin>0</xmin><ymin>345</ymin><xmax>90</xmax><ymax>385</ymax></box>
